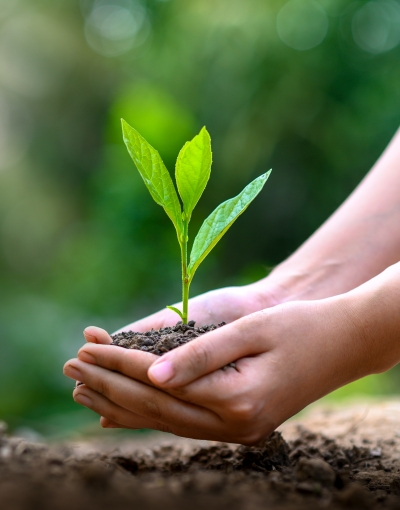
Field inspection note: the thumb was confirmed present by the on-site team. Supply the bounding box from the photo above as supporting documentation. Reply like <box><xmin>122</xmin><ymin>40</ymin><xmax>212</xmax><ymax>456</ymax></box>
<box><xmin>147</xmin><ymin>313</ymin><xmax>267</xmax><ymax>388</ymax></box>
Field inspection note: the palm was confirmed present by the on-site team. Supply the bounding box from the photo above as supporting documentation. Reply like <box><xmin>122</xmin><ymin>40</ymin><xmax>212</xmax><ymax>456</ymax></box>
<box><xmin>115</xmin><ymin>284</ymin><xmax>277</xmax><ymax>334</ymax></box>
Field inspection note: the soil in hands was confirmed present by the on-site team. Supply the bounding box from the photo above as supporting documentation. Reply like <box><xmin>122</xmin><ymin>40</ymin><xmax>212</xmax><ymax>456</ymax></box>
<box><xmin>111</xmin><ymin>321</ymin><xmax>235</xmax><ymax>368</ymax></box>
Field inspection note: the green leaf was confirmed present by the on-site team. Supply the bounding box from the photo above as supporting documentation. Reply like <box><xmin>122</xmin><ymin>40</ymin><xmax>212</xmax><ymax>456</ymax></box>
<box><xmin>175</xmin><ymin>127</ymin><xmax>212</xmax><ymax>220</ymax></box>
<box><xmin>188</xmin><ymin>170</ymin><xmax>271</xmax><ymax>280</ymax></box>
<box><xmin>166</xmin><ymin>305</ymin><xmax>184</xmax><ymax>319</ymax></box>
<box><xmin>121</xmin><ymin>119</ymin><xmax>183</xmax><ymax>238</ymax></box>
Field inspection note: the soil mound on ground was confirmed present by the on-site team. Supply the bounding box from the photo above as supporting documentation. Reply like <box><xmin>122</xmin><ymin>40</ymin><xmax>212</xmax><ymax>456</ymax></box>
<box><xmin>2</xmin><ymin>401</ymin><xmax>400</xmax><ymax>510</ymax></box>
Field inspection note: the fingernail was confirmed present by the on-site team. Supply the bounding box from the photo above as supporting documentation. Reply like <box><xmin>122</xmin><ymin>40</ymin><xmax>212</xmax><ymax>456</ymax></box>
<box><xmin>74</xmin><ymin>393</ymin><xmax>93</xmax><ymax>407</ymax></box>
<box><xmin>83</xmin><ymin>329</ymin><xmax>97</xmax><ymax>341</ymax></box>
<box><xmin>148</xmin><ymin>360</ymin><xmax>174</xmax><ymax>384</ymax></box>
<box><xmin>64</xmin><ymin>365</ymin><xmax>82</xmax><ymax>380</ymax></box>
<box><xmin>78</xmin><ymin>350</ymin><xmax>96</xmax><ymax>364</ymax></box>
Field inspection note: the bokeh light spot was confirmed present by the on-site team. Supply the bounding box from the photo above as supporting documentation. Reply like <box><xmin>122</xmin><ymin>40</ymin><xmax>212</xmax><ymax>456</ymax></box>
<box><xmin>352</xmin><ymin>0</ymin><xmax>400</xmax><ymax>54</ymax></box>
<box><xmin>84</xmin><ymin>0</ymin><xmax>148</xmax><ymax>57</ymax></box>
<box><xmin>277</xmin><ymin>0</ymin><xmax>329</xmax><ymax>51</ymax></box>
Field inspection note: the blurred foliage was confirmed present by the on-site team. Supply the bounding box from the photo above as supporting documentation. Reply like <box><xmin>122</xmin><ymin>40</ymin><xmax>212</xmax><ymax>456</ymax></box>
<box><xmin>0</xmin><ymin>0</ymin><xmax>399</xmax><ymax>436</ymax></box>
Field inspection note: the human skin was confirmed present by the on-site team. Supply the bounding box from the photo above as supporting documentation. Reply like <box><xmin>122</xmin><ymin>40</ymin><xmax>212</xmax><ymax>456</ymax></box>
<box><xmin>64</xmin><ymin>128</ymin><xmax>400</xmax><ymax>443</ymax></box>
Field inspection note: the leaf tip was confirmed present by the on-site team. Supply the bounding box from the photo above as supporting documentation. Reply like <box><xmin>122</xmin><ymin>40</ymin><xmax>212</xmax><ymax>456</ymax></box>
<box><xmin>200</xmin><ymin>125</ymin><xmax>211</xmax><ymax>140</ymax></box>
<box><xmin>121</xmin><ymin>118</ymin><xmax>131</xmax><ymax>136</ymax></box>
<box><xmin>260</xmin><ymin>169</ymin><xmax>272</xmax><ymax>182</ymax></box>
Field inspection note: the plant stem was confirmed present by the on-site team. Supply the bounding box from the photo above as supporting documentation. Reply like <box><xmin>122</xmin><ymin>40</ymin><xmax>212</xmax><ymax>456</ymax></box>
<box><xmin>181</xmin><ymin>217</ymin><xmax>190</xmax><ymax>324</ymax></box>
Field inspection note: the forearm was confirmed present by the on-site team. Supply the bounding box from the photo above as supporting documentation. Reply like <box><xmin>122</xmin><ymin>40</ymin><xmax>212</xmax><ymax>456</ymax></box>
<box><xmin>343</xmin><ymin>261</ymin><xmax>400</xmax><ymax>375</ymax></box>
<box><xmin>256</xmin><ymin>128</ymin><xmax>400</xmax><ymax>303</ymax></box>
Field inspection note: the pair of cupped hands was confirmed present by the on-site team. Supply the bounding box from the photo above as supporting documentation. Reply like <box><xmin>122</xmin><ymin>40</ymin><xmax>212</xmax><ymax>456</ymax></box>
<box><xmin>63</xmin><ymin>280</ymin><xmax>365</xmax><ymax>445</ymax></box>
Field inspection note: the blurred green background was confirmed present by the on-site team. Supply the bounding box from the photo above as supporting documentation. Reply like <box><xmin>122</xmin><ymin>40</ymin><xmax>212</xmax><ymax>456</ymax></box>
<box><xmin>0</xmin><ymin>0</ymin><xmax>399</xmax><ymax>439</ymax></box>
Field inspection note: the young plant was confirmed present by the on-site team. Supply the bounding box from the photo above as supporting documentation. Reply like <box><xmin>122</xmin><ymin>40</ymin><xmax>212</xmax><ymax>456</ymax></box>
<box><xmin>122</xmin><ymin>120</ymin><xmax>271</xmax><ymax>324</ymax></box>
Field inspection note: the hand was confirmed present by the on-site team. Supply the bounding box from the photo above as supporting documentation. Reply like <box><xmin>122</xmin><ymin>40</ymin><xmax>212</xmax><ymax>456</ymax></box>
<box><xmin>77</xmin><ymin>280</ymin><xmax>283</xmax><ymax>352</ymax></box>
<box><xmin>70</xmin><ymin>280</ymin><xmax>285</xmax><ymax>425</ymax></box>
<box><xmin>112</xmin><ymin>282</ymin><xmax>284</xmax><ymax>334</ymax></box>
<box><xmin>64</xmin><ymin>290</ymin><xmax>379</xmax><ymax>444</ymax></box>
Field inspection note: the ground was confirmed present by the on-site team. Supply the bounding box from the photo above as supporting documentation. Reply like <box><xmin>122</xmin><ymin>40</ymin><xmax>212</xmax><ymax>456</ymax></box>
<box><xmin>2</xmin><ymin>400</ymin><xmax>400</xmax><ymax>510</ymax></box>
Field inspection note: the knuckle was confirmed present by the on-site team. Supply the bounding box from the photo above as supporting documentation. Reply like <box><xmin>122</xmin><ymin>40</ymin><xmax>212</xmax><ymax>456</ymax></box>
<box><xmin>114</xmin><ymin>348</ymin><xmax>129</xmax><ymax>372</ymax></box>
<box><xmin>142</xmin><ymin>398</ymin><xmax>162</xmax><ymax>421</ymax></box>
<box><xmin>169</xmin><ymin>386</ymin><xmax>189</xmax><ymax>400</ymax></box>
<box><xmin>237</xmin><ymin>430</ymin><xmax>264</xmax><ymax>446</ymax></box>
<box><xmin>96</xmin><ymin>376</ymin><xmax>111</xmax><ymax>398</ymax></box>
<box><xmin>227</xmin><ymin>399</ymin><xmax>258</xmax><ymax>424</ymax></box>
<box><xmin>233</xmin><ymin>421</ymin><xmax>276</xmax><ymax>446</ymax></box>
<box><xmin>188</xmin><ymin>341</ymin><xmax>210</xmax><ymax>373</ymax></box>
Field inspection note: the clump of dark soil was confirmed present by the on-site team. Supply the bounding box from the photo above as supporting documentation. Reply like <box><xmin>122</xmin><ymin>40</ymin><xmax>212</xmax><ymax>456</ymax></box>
<box><xmin>2</xmin><ymin>417</ymin><xmax>400</xmax><ymax>510</ymax></box>
<box><xmin>111</xmin><ymin>321</ymin><xmax>226</xmax><ymax>356</ymax></box>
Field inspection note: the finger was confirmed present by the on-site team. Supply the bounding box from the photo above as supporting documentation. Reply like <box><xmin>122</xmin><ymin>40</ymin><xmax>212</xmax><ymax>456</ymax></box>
<box><xmin>83</xmin><ymin>326</ymin><xmax>112</xmax><ymax>345</ymax></box>
<box><xmin>77</xmin><ymin>343</ymin><xmax>157</xmax><ymax>385</ymax></box>
<box><xmin>73</xmin><ymin>386</ymin><xmax>175</xmax><ymax>432</ymax></box>
<box><xmin>64</xmin><ymin>358</ymin><xmax>223</xmax><ymax>432</ymax></box>
<box><xmin>100</xmin><ymin>417</ymin><xmax>129</xmax><ymax>429</ymax></box>
<box><xmin>147</xmin><ymin>312</ymin><xmax>270</xmax><ymax>388</ymax></box>
<box><xmin>75</xmin><ymin>353</ymin><xmax>255</xmax><ymax>413</ymax></box>
<box><xmin>77</xmin><ymin>343</ymin><xmax>256</xmax><ymax>415</ymax></box>
<box><xmin>74</xmin><ymin>385</ymin><xmax>242</xmax><ymax>442</ymax></box>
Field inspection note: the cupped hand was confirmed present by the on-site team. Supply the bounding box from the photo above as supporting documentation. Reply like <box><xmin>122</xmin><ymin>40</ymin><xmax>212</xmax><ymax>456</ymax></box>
<box><xmin>72</xmin><ymin>281</ymin><xmax>283</xmax><ymax>426</ymax></box>
<box><xmin>79</xmin><ymin>281</ymin><xmax>281</xmax><ymax>347</ymax></box>
<box><xmin>64</xmin><ymin>291</ymin><xmax>375</xmax><ymax>444</ymax></box>
<box><xmin>111</xmin><ymin>282</ymin><xmax>283</xmax><ymax>334</ymax></box>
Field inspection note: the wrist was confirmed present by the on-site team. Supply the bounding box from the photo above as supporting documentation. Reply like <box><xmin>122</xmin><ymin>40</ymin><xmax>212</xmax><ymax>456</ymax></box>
<box><xmin>340</xmin><ymin>262</ymin><xmax>400</xmax><ymax>375</ymax></box>
<box><xmin>249</xmin><ymin>261</ymin><xmax>345</xmax><ymax>307</ymax></box>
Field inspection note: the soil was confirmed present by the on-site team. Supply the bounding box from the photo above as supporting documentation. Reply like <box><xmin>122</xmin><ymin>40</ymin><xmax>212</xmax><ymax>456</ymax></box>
<box><xmin>110</xmin><ymin>320</ymin><xmax>236</xmax><ymax>369</ymax></box>
<box><xmin>3</xmin><ymin>401</ymin><xmax>400</xmax><ymax>510</ymax></box>
<box><xmin>111</xmin><ymin>320</ymin><xmax>227</xmax><ymax>355</ymax></box>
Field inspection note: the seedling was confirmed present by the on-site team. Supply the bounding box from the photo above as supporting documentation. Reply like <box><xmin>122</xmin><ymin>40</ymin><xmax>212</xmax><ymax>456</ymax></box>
<box><xmin>122</xmin><ymin>120</ymin><xmax>271</xmax><ymax>324</ymax></box>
